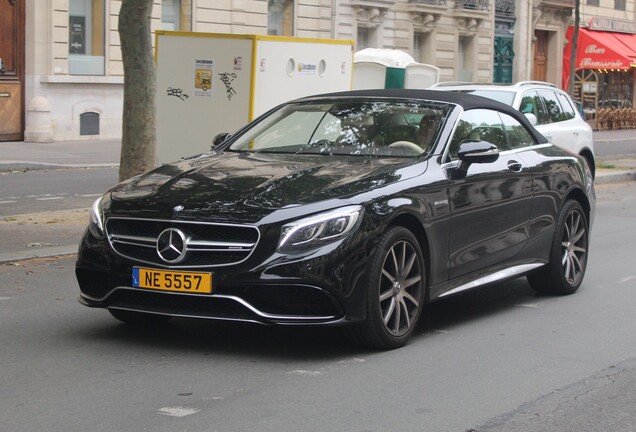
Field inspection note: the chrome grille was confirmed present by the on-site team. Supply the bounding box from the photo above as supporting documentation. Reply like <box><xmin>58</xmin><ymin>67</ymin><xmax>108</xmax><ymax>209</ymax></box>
<box><xmin>106</xmin><ymin>217</ymin><xmax>260</xmax><ymax>268</ymax></box>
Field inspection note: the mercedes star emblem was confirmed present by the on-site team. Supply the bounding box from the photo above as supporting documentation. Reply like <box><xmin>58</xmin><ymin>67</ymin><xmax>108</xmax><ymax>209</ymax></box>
<box><xmin>156</xmin><ymin>228</ymin><xmax>187</xmax><ymax>263</ymax></box>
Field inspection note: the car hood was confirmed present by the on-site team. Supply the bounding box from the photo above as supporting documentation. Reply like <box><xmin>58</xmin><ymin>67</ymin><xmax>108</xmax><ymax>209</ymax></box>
<box><xmin>108</xmin><ymin>151</ymin><xmax>425</xmax><ymax>223</ymax></box>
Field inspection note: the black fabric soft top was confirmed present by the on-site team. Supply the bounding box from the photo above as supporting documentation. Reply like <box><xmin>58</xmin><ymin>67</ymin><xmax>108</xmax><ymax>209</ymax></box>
<box><xmin>298</xmin><ymin>88</ymin><xmax>548</xmax><ymax>144</ymax></box>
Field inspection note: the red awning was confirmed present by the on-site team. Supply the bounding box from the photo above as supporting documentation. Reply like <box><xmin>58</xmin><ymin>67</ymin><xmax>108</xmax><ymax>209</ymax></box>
<box><xmin>562</xmin><ymin>27</ymin><xmax>636</xmax><ymax>88</ymax></box>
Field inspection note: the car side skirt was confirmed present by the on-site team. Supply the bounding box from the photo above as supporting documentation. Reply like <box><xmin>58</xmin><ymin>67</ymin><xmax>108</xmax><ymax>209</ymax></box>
<box><xmin>431</xmin><ymin>262</ymin><xmax>545</xmax><ymax>300</ymax></box>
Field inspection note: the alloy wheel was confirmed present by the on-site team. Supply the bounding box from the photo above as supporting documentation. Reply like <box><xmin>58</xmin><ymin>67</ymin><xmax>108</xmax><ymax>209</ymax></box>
<box><xmin>379</xmin><ymin>240</ymin><xmax>423</xmax><ymax>337</ymax></box>
<box><xmin>561</xmin><ymin>208</ymin><xmax>587</xmax><ymax>286</ymax></box>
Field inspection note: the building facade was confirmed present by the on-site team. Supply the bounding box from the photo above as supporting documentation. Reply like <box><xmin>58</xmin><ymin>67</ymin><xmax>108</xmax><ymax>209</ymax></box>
<box><xmin>0</xmin><ymin>0</ymin><xmax>634</xmax><ymax>143</ymax></box>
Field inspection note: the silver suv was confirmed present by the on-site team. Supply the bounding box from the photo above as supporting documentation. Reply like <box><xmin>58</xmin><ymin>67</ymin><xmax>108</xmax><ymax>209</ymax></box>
<box><xmin>431</xmin><ymin>81</ymin><xmax>595</xmax><ymax>177</ymax></box>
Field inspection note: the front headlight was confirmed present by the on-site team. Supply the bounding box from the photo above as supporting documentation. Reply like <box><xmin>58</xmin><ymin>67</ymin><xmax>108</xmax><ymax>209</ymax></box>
<box><xmin>88</xmin><ymin>196</ymin><xmax>105</xmax><ymax>239</ymax></box>
<box><xmin>277</xmin><ymin>205</ymin><xmax>364</xmax><ymax>254</ymax></box>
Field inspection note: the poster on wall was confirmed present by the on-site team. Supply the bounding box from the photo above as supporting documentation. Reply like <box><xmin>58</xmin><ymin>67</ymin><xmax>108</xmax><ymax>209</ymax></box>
<box><xmin>194</xmin><ymin>58</ymin><xmax>213</xmax><ymax>97</ymax></box>
<box><xmin>69</xmin><ymin>16</ymin><xmax>86</xmax><ymax>54</ymax></box>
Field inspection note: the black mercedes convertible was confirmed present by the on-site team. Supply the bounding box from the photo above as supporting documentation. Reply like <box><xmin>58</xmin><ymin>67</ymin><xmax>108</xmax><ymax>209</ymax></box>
<box><xmin>76</xmin><ymin>89</ymin><xmax>595</xmax><ymax>349</ymax></box>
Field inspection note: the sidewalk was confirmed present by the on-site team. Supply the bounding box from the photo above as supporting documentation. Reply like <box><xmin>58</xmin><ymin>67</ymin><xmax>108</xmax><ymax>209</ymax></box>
<box><xmin>0</xmin><ymin>139</ymin><xmax>120</xmax><ymax>172</ymax></box>
<box><xmin>0</xmin><ymin>132</ymin><xmax>634</xmax><ymax>264</ymax></box>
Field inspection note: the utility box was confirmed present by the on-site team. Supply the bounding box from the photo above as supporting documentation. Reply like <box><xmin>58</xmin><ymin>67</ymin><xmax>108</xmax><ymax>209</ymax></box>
<box><xmin>155</xmin><ymin>31</ymin><xmax>354</xmax><ymax>164</ymax></box>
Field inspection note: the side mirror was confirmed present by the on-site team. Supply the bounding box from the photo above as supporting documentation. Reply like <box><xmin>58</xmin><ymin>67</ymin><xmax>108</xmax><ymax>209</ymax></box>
<box><xmin>212</xmin><ymin>132</ymin><xmax>231</xmax><ymax>149</ymax></box>
<box><xmin>524</xmin><ymin>112</ymin><xmax>538</xmax><ymax>126</ymax></box>
<box><xmin>457</xmin><ymin>140</ymin><xmax>499</xmax><ymax>165</ymax></box>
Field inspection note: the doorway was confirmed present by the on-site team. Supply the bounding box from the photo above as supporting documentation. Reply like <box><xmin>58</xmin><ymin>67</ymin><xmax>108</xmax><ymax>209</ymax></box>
<box><xmin>533</xmin><ymin>30</ymin><xmax>548</xmax><ymax>82</ymax></box>
<box><xmin>0</xmin><ymin>0</ymin><xmax>25</xmax><ymax>141</ymax></box>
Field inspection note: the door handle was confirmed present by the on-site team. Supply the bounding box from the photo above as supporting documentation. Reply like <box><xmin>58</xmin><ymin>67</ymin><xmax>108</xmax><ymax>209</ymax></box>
<box><xmin>507</xmin><ymin>160</ymin><xmax>522</xmax><ymax>172</ymax></box>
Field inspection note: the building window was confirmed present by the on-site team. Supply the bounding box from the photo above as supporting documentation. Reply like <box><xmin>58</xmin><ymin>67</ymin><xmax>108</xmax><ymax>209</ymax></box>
<box><xmin>161</xmin><ymin>0</ymin><xmax>191</xmax><ymax>31</ymax></box>
<box><xmin>413</xmin><ymin>32</ymin><xmax>432</xmax><ymax>64</ymax></box>
<box><xmin>69</xmin><ymin>0</ymin><xmax>105</xmax><ymax>75</ymax></box>
<box><xmin>615</xmin><ymin>0</ymin><xmax>626</xmax><ymax>10</ymax></box>
<box><xmin>357</xmin><ymin>27</ymin><xmax>370</xmax><ymax>51</ymax></box>
<box><xmin>458</xmin><ymin>36</ymin><xmax>474</xmax><ymax>81</ymax></box>
<box><xmin>268</xmin><ymin>0</ymin><xmax>294</xmax><ymax>36</ymax></box>
<box><xmin>586</xmin><ymin>0</ymin><xmax>599</xmax><ymax>6</ymax></box>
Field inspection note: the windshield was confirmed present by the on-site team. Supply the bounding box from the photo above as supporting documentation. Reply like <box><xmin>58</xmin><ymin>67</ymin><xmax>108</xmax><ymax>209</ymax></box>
<box><xmin>228</xmin><ymin>100</ymin><xmax>448</xmax><ymax>157</ymax></box>
<box><xmin>455</xmin><ymin>89</ymin><xmax>516</xmax><ymax>106</ymax></box>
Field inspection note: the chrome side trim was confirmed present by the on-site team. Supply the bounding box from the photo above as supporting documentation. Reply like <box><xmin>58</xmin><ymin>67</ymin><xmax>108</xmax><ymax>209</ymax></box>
<box><xmin>216</xmin><ymin>294</ymin><xmax>337</xmax><ymax>321</ymax></box>
<box><xmin>439</xmin><ymin>263</ymin><xmax>545</xmax><ymax>298</ymax></box>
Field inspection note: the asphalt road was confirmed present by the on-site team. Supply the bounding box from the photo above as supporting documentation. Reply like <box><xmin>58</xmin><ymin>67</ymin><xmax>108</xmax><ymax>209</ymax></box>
<box><xmin>0</xmin><ymin>167</ymin><xmax>118</xmax><ymax>216</ymax></box>
<box><xmin>1</xmin><ymin>181</ymin><xmax>635</xmax><ymax>432</ymax></box>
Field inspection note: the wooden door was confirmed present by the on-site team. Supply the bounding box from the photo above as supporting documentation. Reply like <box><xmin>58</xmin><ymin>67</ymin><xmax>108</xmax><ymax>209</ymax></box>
<box><xmin>0</xmin><ymin>0</ymin><xmax>25</xmax><ymax>141</ymax></box>
<box><xmin>533</xmin><ymin>30</ymin><xmax>548</xmax><ymax>82</ymax></box>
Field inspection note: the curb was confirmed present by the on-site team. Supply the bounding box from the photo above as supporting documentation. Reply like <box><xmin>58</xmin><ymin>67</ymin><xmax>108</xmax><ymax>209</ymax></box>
<box><xmin>0</xmin><ymin>162</ymin><xmax>119</xmax><ymax>172</ymax></box>
<box><xmin>0</xmin><ymin>245</ymin><xmax>77</xmax><ymax>264</ymax></box>
<box><xmin>594</xmin><ymin>170</ymin><xmax>636</xmax><ymax>184</ymax></box>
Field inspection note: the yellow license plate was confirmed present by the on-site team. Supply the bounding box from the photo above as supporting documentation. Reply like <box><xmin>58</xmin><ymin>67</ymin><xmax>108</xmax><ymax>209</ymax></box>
<box><xmin>132</xmin><ymin>268</ymin><xmax>212</xmax><ymax>294</ymax></box>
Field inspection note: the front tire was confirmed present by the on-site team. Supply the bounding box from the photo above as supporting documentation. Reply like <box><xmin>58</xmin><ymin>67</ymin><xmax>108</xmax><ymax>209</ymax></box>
<box><xmin>528</xmin><ymin>200</ymin><xmax>589</xmax><ymax>295</ymax></box>
<box><xmin>353</xmin><ymin>226</ymin><xmax>426</xmax><ymax>350</ymax></box>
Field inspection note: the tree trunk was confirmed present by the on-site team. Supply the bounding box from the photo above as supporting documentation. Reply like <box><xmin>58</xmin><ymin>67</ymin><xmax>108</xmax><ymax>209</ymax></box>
<box><xmin>118</xmin><ymin>0</ymin><xmax>156</xmax><ymax>181</ymax></box>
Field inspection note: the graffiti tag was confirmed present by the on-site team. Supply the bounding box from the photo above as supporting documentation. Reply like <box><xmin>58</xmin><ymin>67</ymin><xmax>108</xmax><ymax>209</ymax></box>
<box><xmin>218</xmin><ymin>72</ymin><xmax>237</xmax><ymax>100</ymax></box>
<box><xmin>167</xmin><ymin>87</ymin><xmax>189</xmax><ymax>101</ymax></box>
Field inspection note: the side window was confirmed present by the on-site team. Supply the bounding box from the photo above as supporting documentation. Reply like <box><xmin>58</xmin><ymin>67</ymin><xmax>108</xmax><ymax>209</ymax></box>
<box><xmin>555</xmin><ymin>92</ymin><xmax>576</xmax><ymax>121</ymax></box>
<box><xmin>520</xmin><ymin>90</ymin><xmax>549</xmax><ymax>125</ymax></box>
<box><xmin>539</xmin><ymin>90</ymin><xmax>563</xmax><ymax>123</ymax></box>
<box><xmin>500</xmin><ymin>113</ymin><xmax>536</xmax><ymax>150</ymax></box>
<box><xmin>448</xmin><ymin>109</ymin><xmax>507</xmax><ymax>159</ymax></box>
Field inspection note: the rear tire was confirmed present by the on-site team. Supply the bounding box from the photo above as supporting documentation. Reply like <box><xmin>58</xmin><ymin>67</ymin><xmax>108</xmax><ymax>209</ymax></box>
<box><xmin>527</xmin><ymin>200</ymin><xmax>588</xmax><ymax>295</ymax></box>
<box><xmin>352</xmin><ymin>226</ymin><xmax>426</xmax><ymax>350</ymax></box>
<box><xmin>108</xmin><ymin>309</ymin><xmax>171</xmax><ymax>325</ymax></box>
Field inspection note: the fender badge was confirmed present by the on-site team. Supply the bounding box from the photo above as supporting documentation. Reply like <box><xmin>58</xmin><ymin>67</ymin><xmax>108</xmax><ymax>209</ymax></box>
<box><xmin>173</xmin><ymin>205</ymin><xmax>184</xmax><ymax>212</ymax></box>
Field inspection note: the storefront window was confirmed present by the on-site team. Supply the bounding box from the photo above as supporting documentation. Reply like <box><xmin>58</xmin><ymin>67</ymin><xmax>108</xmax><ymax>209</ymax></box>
<box><xmin>69</xmin><ymin>0</ymin><xmax>104</xmax><ymax>75</ymax></box>
<box><xmin>597</xmin><ymin>70</ymin><xmax>633</xmax><ymax>108</ymax></box>
<box><xmin>574</xmin><ymin>68</ymin><xmax>634</xmax><ymax>128</ymax></box>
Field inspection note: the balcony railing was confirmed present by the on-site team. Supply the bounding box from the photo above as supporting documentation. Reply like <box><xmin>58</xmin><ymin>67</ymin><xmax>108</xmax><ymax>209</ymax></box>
<box><xmin>408</xmin><ymin>0</ymin><xmax>447</xmax><ymax>5</ymax></box>
<box><xmin>455</xmin><ymin>0</ymin><xmax>490</xmax><ymax>10</ymax></box>
<box><xmin>495</xmin><ymin>0</ymin><xmax>514</xmax><ymax>17</ymax></box>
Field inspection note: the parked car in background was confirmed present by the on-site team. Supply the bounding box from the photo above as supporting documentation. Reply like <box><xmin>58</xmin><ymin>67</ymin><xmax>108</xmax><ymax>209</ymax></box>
<box><xmin>76</xmin><ymin>89</ymin><xmax>595</xmax><ymax>350</ymax></box>
<box><xmin>431</xmin><ymin>81</ymin><xmax>596</xmax><ymax>177</ymax></box>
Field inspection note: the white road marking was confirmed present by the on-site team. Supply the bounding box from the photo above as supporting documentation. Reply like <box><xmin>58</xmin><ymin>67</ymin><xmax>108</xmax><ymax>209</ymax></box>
<box><xmin>157</xmin><ymin>406</ymin><xmax>200</xmax><ymax>417</ymax></box>
<box><xmin>287</xmin><ymin>370</ymin><xmax>324</xmax><ymax>376</ymax></box>
<box><xmin>80</xmin><ymin>194</ymin><xmax>102</xmax><ymax>197</ymax></box>
<box><xmin>36</xmin><ymin>197</ymin><xmax>63</xmax><ymax>201</ymax></box>
<box><xmin>0</xmin><ymin>297</ymin><xmax>12</xmax><ymax>301</ymax></box>
<box><xmin>516</xmin><ymin>303</ymin><xmax>541</xmax><ymax>308</ymax></box>
<box><xmin>618</xmin><ymin>276</ymin><xmax>636</xmax><ymax>284</ymax></box>
<box><xmin>0</xmin><ymin>200</ymin><xmax>17</xmax><ymax>204</ymax></box>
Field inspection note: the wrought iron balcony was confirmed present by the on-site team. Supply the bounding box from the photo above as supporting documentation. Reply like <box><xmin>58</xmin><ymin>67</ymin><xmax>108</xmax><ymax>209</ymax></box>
<box><xmin>408</xmin><ymin>0</ymin><xmax>447</xmax><ymax>5</ymax></box>
<box><xmin>455</xmin><ymin>0</ymin><xmax>490</xmax><ymax>11</ymax></box>
<box><xmin>495</xmin><ymin>0</ymin><xmax>514</xmax><ymax>18</ymax></box>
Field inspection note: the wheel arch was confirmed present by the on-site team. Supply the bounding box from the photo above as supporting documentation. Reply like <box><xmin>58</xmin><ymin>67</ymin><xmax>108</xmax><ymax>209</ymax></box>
<box><xmin>579</xmin><ymin>148</ymin><xmax>595</xmax><ymax>179</ymax></box>
<box><xmin>566</xmin><ymin>187</ymin><xmax>591</xmax><ymax>224</ymax></box>
<box><xmin>387</xmin><ymin>212</ymin><xmax>432</xmax><ymax>299</ymax></box>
